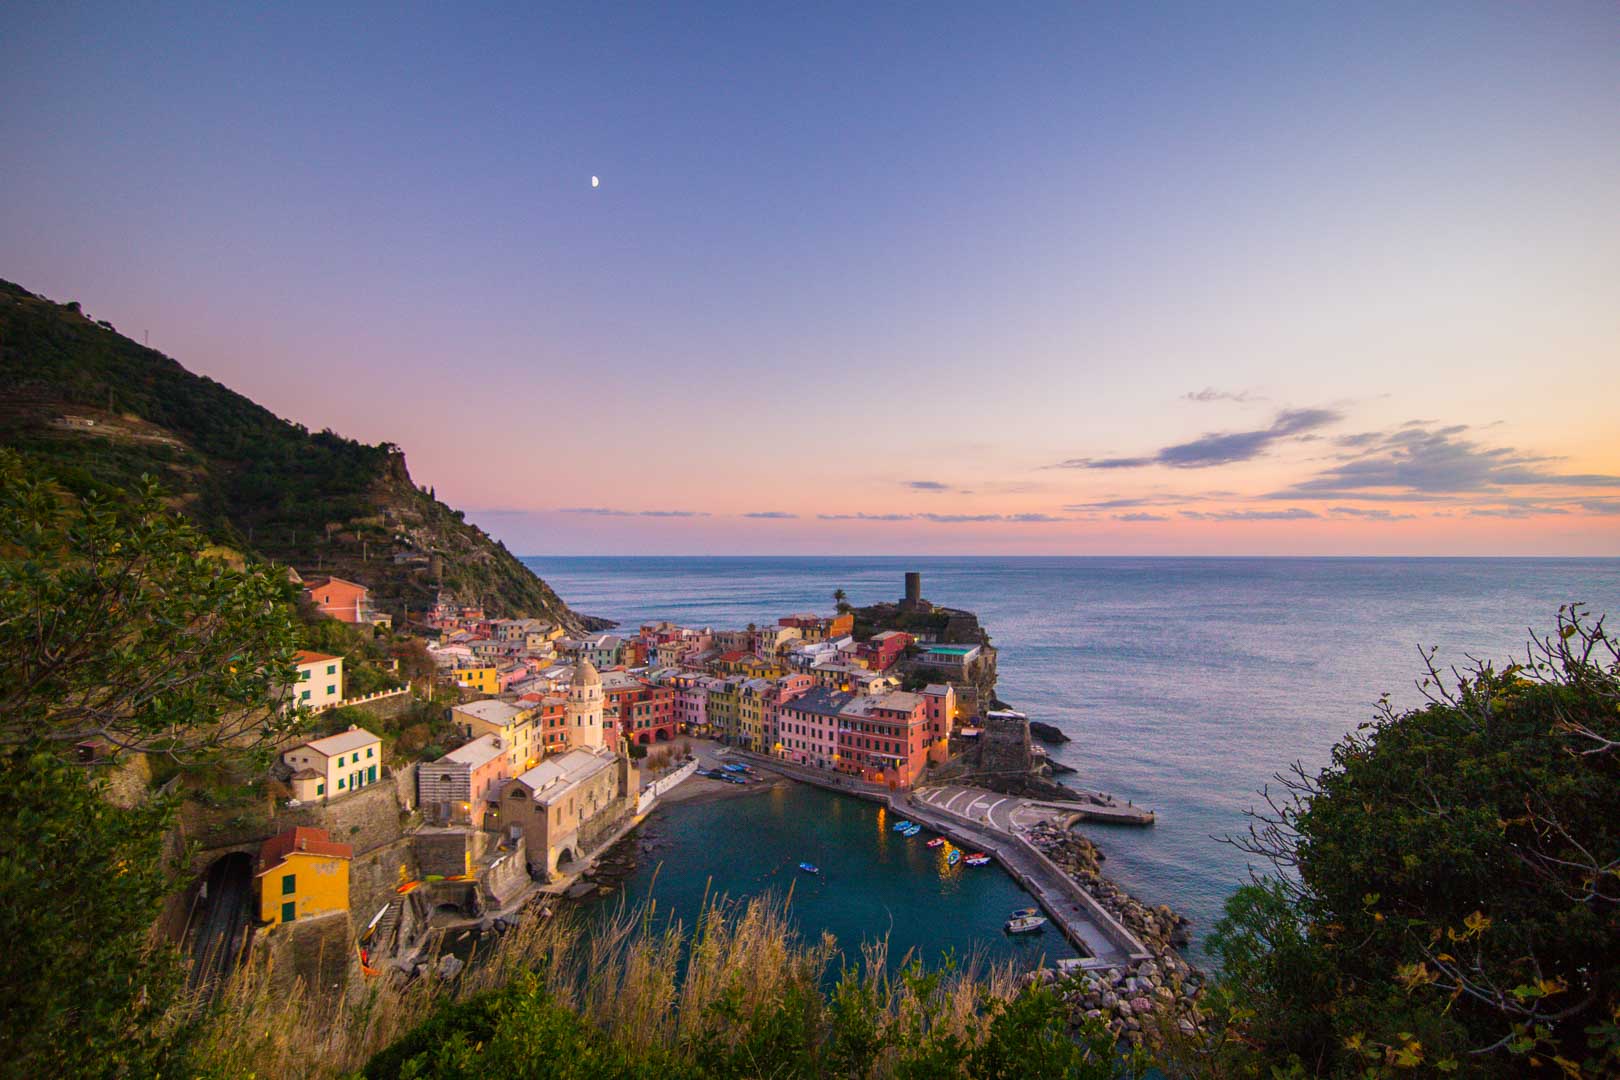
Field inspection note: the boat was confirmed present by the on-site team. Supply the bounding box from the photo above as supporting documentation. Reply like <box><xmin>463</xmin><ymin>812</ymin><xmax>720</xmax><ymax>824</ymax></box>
<box><xmin>903</xmin><ymin>825</ymin><xmax>922</xmax><ymax>837</ymax></box>
<box><xmin>1009</xmin><ymin>907</ymin><xmax>1039</xmax><ymax>919</ymax></box>
<box><xmin>721</xmin><ymin>763</ymin><xmax>749</xmax><ymax>773</ymax></box>
<box><xmin>925</xmin><ymin>837</ymin><xmax>945</xmax><ymax>848</ymax></box>
<box><xmin>946</xmin><ymin>849</ymin><xmax>961</xmax><ymax>866</ymax></box>
<box><xmin>1005</xmin><ymin>914</ymin><xmax>1047</xmax><ymax>934</ymax></box>
<box><xmin>891</xmin><ymin>820</ymin><xmax>913</xmax><ymax>832</ymax></box>
<box><xmin>798</xmin><ymin>862</ymin><xmax>819</xmax><ymax>874</ymax></box>
<box><xmin>965</xmin><ymin>853</ymin><xmax>991</xmax><ymax>866</ymax></box>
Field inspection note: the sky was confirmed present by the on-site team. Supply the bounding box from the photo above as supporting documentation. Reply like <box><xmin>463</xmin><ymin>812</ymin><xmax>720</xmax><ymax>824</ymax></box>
<box><xmin>3</xmin><ymin>2</ymin><xmax>1618</xmax><ymax>555</ymax></box>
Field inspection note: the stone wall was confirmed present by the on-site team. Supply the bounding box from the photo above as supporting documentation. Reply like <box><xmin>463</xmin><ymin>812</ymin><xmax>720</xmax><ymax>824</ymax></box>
<box><xmin>349</xmin><ymin>836</ymin><xmax>417</xmax><ymax>932</ymax></box>
<box><xmin>255</xmin><ymin>909</ymin><xmax>359</xmax><ymax>1001</ymax></box>
<box><xmin>187</xmin><ymin>775</ymin><xmax>411</xmax><ymax>871</ymax></box>
<box><xmin>415</xmin><ymin>829</ymin><xmax>471</xmax><ymax>878</ymax></box>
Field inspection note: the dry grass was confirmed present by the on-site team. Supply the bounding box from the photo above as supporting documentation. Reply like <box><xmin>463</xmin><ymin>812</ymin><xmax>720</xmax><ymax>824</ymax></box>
<box><xmin>171</xmin><ymin>888</ymin><xmax>1026</xmax><ymax>1079</ymax></box>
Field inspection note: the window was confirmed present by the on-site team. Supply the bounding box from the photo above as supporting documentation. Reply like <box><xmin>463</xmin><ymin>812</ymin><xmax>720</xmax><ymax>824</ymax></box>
<box><xmin>281</xmin><ymin>900</ymin><xmax>297</xmax><ymax>923</ymax></box>
<box><xmin>336</xmin><ymin>755</ymin><xmax>344</xmax><ymax>766</ymax></box>
<box><xmin>326</xmin><ymin>665</ymin><xmax>336</xmax><ymax>675</ymax></box>
<box><xmin>326</xmin><ymin>685</ymin><xmax>336</xmax><ymax>695</ymax></box>
<box><xmin>367</xmin><ymin>747</ymin><xmax>374</xmax><ymax>758</ymax></box>
<box><xmin>282</xmin><ymin>874</ymin><xmax>296</xmax><ymax>895</ymax></box>
<box><xmin>368</xmin><ymin>765</ymin><xmax>377</xmax><ymax>783</ymax></box>
<box><xmin>300</xmin><ymin>689</ymin><xmax>310</xmax><ymax>701</ymax></box>
<box><xmin>316</xmin><ymin>783</ymin><xmax>325</xmax><ymax>796</ymax></box>
<box><xmin>301</xmin><ymin>670</ymin><xmax>311</xmax><ymax>681</ymax></box>
<box><xmin>338</xmin><ymin>778</ymin><xmax>345</xmax><ymax>790</ymax></box>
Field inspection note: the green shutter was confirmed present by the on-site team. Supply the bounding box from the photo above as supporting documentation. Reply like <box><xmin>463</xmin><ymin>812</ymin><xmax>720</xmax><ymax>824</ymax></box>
<box><xmin>282</xmin><ymin>874</ymin><xmax>296</xmax><ymax>895</ymax></box>
<box><xmin>281</xmin><ymin>901</ymin><xmax>296</xmax><ymax>923</ymax></box>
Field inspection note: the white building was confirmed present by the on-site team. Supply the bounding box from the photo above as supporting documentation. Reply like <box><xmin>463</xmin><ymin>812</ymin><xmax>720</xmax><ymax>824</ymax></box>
<box><xmin>292</xmin><ymin>650</ymin><xmax>344</xmax><ymax>710</ymax></box>
<box><xmin>283</xmin><ymin>725</ymin><xmax>382</xmax><ymax>802</ymax></box>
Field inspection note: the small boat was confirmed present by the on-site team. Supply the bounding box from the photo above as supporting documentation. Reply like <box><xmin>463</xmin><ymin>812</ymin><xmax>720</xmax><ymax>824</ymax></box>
<box><xmin>965</xmin><ymin>853</ymin><xmax>991</xmax><ymax>866</ymax></box>
<box><xmin>925</xmin><ymin>837</ymin><xmax>945</xmax><ymax>848</ymax></box>
<box><xmin>1009</xmin><ymin>908</ymin><xmax>1039</xmax><ymax>919</ymax></box>
<box><xmin>1005</xmin><ymin>914</ymin><xmax>1047</xmax><ymax>934</ymax></box>
<box><xmin>891</xmin><ymin>820</ymin><xmax>914</xmax><ymax>832</ymax></box>
<box><xmin>798</xmin><ymin>862</ymin><xmax>820</xmax><ymax>874</ymax></box>
<box><xmin>946</xmin><ymin>849</ymin><xmax>961</xmax><ymax>866</ymax></box>
<box><xmin>721</xmin><ymin>763</ymin><xmax>749</xmax><ymax>773</ymax></box>
<box><xmin>903</xmin><ymin>825</ymin><xmax>922</xmax><ymax>837</ymax></box>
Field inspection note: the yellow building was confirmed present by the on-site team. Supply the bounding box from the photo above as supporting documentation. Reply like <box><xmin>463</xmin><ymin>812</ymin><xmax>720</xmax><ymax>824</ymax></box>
<box><xmin>448</xmin><ymin>663</ymin><xmax>499</xmax><ymax>695</ymax></box>
<box><xmin>452</xmin><ymin>698</ymin><xmax>541</xmax><ymax>772</ymax></box>
<box><xmin>256</xmin><ymin>826</ymin><xmax>352</xmax><ymax>928</ymax></box>
<box><xmin>706</xmin><ymin>679</ymin><xmax>741</xmax><ymax>744</ymax></box>
<box><xmin>282</xmin><ymin>725</ymin><xmax>383</xmax><ymax>802</ymax></box>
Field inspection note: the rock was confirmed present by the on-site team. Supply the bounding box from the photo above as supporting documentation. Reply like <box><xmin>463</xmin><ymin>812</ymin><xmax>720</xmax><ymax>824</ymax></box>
<box><xmin>1027</xmin><ymin>721</ymin><xmax>1071</xmax><ymax>745</ymax></box>
<box><xmin>1130</xmin><ymin>996</ymin><xmax>1152</xmax><ymax>1015</ymax></box>
<box><xmin>437</xmin><ymin>954</ymin><xmax>464</xmax><ymax>980</ymax></box>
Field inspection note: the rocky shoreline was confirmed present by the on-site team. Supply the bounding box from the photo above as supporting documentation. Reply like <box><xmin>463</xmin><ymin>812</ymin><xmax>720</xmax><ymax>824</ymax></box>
<box><xmin>1023</xmin><ymin>822</ymin><xmax>1206</xmax><ymax>1047</ymax></box>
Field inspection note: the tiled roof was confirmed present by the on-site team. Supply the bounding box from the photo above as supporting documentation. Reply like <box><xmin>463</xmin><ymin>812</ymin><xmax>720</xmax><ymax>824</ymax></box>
<box><xmin>257</xmin><ymin>826</ymin><xmax>352</xmax><ymax>875</ymax></box>
<box><xmin>301</xmin><ymin>726</ymin><xmax>380</xmax><ymax>757</ymax></box>
<box><xmin>293</xmin><ymin>650</ymin><xmax>341</xmax><ymax>664</ymax></box>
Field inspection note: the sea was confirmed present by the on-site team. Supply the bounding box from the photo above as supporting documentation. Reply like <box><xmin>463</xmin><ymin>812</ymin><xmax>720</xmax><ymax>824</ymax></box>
<box><xmin>522</xmin><ymin>556</ymin><xmax>1620</xmax><ymax>964</ymax></box>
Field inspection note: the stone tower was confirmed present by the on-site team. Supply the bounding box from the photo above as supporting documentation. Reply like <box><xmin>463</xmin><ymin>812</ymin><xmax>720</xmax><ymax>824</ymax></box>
<box><xmin>566</xmin><ymin>657</ymin><xmax>605</xmax><ymax>751</ymax></box>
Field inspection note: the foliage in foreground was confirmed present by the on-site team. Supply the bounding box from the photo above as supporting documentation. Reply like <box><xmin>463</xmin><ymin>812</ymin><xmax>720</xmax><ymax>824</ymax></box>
<box><xmin>1194</xmin><ymin>606</ymin><xmax>1620</xmax><ymax>1078</ymax></box>
<box><xmin>174</xmin><ymin>895</ymin><xmax>1140</xmax><ymax>1080</ymax></box>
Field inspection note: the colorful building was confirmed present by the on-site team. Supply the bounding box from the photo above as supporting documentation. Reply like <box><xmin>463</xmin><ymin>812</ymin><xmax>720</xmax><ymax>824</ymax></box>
<box><xmin>446</xmin><ymin>662</ymin><xmax>499</xmax><ymax>695</ymax></box>
<box><xmin>419</xmin><ymin>733</ymin><xmax>509</xmax><ymax>827</ymax></box>
<box><xmin>453</xmin><ymin>699</ymin><xmax>540</xmax><ymax>773</ymax></box>
<box><xmin>855</xmin><ymin>630</ymin><xmax>911</xmax><ymax>672</ymax></box>
<box><xmin>777</xmin><ymin>686</ymin><xmax>852</xmax><ymax>770</ymax></box>
<box><xmin>283</xmin><ymin>726</ymin><xmax>382</xmax><ymax>802</ymax></box>
<box><xmin>291</xmin><ymin>650</ymin><xmax>344</xmax><ymax>710</ymax></box>
<box><xmin>302</xmin><ymin>576</ymin><xmax>390</xmax><ymax>628</ymax></box>
<box><xmin>836</xmin><ymin>692</ymin><xmax>930</xmax><ymax>789</ymax></box>
<box><xmin>256</xmin><ymin>826</ymin><xmax>352</xmax><ymax>928</ymax></box>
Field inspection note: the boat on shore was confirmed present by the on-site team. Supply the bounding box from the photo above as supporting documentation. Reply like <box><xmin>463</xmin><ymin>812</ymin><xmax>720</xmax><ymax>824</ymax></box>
<box><xmin>1005</xmin><ymin>914</ymin><xmax>1047</xmax><ymax>934</ymax></box>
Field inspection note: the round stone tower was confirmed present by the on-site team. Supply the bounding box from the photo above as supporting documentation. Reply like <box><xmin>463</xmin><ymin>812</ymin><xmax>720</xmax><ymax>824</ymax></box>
<box><xmin>566</xmin><ymin>657</ymin><xmax>605</xmax><ymax>751</ymax></box>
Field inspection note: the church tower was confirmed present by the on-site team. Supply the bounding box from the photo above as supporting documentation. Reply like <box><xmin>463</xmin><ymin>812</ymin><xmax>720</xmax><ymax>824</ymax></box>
<box><xmin>566</xmin><ymin>656</ymin><xmax>605</xmax><ymax>751</ymax></box>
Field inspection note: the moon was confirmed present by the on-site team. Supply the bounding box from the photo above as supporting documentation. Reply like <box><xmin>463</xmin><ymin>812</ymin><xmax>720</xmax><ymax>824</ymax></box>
<box><xmin>591</xmin><ymin>175</ymin><xmax>599</xmax><ymax>188</ymax></box>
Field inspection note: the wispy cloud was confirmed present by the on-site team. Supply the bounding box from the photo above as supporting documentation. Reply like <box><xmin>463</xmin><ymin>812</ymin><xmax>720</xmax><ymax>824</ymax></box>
<box><xmin>1580</xmin><ymin>499</ymin><xmax>1620</xmax><ymax>515</ymax></box>
<box><xmin>817</xmin><ymin>511</ymin><xmax>1067</xmax><ymax>524</ymax></box>
<box><xmin>1116</xmin><ymin>512</ymin><xmax>1169</xmax><ymax>522</ymax></box>
<box><xmin>1184</xmin><ymin>387</ymin><xmax>1264</xmax><ymax>404</ymax></box>
<box><xmin>818</xmin><ymin>512</ymin><xmax>913</xmax><ymax>521</ymax></box>
<box><xmin>905</xmin><ymin>480</ymin><xmax>951</xmax><ymax>493</ymax></box>
<box><xmin>1329</xmin><ymin>506</ymin><xmax>1416</xmax><ymax>521</ymax></box>
<box><xmin>1270</xmin><ymin>424</ymin><xmax>1620</xmax><ymax>499</ymax></box>
<box><xmin>1050</xmin><ymin>408</ymin><xmax>1342</xmax><ymax>470</ymax></box>
<box><xmin>1468</xmin><ymin>505</ymin><xmax>1571</xmax><ymax>519</ymax></box>
<box><xmin>1182</xmin><ymin>508</ymin><xmax>1320</xmax><ymax>521</ymax></box>
<box><xmin>743</xmin><ymin>511</ymin><xmax>798</xmax><ymax>519</ymax></box>
<box><xmin>559</xmin><ymin>507</ymin><xmax>710</xmax><ymax>517</ymax></box>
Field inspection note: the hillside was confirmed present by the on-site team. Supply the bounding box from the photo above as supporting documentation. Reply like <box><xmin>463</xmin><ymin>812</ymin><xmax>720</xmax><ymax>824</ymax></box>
<box><xmin>0</xmin><ymin>279</ymin><xmax>603</xmax><ymax>630</ymax></box>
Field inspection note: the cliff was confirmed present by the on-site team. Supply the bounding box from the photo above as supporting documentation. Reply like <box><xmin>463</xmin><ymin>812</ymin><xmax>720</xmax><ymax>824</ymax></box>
<box><xmin>0</xmin><ymin>279</ymin><xmax>602</xmax><ymax>629</ymax></box>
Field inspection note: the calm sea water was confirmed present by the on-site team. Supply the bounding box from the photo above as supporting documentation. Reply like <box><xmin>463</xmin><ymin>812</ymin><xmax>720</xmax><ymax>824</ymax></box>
<box><xmin>617</xmin><ymin>783</ymin><xmax>1074</xmax><ymax>970</ymax></box>
<box><xmin>525</xmin><ymin>556</ymin><xmax>1620</xmax><ymax>960</ymax></box>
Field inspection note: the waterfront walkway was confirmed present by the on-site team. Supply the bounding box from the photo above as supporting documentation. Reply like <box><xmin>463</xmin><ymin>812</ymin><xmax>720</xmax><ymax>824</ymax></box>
<box><xmin>915</xmin><ymin>784</ymin><xmax>1154</xmax><ymax>830</ymax></box>
<box><xmin>728</xmin><ymin>751</ymin><xmax>1150</xmax><ymax>965</ymax></box>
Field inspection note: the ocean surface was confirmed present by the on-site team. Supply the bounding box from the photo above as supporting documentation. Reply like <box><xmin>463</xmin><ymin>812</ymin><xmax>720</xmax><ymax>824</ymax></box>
<box><xmin>614</xmin><ymin>783</ymin><xmax>1075</xmax><ymax>971</ymax></box>
<box><xmin>524</xmin><ymin>556</ymin><xmax>1620</xmax><ymax>961</ymax></box>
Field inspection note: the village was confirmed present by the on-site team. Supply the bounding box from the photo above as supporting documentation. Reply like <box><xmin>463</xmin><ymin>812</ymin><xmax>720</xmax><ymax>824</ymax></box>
<box><xmin>189</xmin><ymin>567</ymin><xmax>1181</xmax><ymax>1041</ymax></box>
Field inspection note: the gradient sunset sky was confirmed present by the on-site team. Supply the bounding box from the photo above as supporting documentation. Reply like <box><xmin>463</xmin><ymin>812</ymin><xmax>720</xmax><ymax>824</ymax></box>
<box><xmin>4</xmin><ymin>2</ymin><xmax>1617</xmax><ymax>555</ymax></box>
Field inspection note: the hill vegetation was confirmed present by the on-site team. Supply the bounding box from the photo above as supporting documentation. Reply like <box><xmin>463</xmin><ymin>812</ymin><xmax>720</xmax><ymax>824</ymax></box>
<box><xmin>0</xmin><ymin>279</ymin><xmax>596</xmax><ymax>628</ymax></box>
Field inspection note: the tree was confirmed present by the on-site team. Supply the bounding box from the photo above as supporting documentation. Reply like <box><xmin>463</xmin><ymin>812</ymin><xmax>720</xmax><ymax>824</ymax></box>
<box><xmin>833</xmin><ymin>588</ymin><xmax>852</xmax><ymax>615</ymax></box>
<box><xmin>0</xmin><ymin>451</ymin><xmax>306</xmax><ymax>762</ymax></box>
<box><xmin>1208</xmin><ymin>606</ymin><xmax>1620</xmax><ymax>1076</ymax></box>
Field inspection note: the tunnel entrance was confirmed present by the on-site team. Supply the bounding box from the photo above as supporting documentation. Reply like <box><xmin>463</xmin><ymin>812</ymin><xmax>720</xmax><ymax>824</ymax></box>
<box><xmin>186</xmin><ymin>851</ymin><xmax>255</xmax><ymax>996</ymax></box>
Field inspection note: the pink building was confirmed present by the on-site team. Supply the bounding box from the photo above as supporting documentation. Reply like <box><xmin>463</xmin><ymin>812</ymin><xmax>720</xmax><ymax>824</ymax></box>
<box><xmin>836</xmin><ymin>691</ymin><xmax>930</xmax><ymax>789</ymax></box>
<box><xmin>669</xmin><ymin>672</ymin><xmax>711</xmax><ymax>734</ymax></box>
<box><xmin>777</xmin><ymin>687</ymin><xmax>852</xmax><ymax>770</ymax></box>
<box><xmin>763</xmin><ymin>673</ymin><xmax>814</xmax><ymax>750</ymax></box>
<box><xmin>920</xmin><ymin>683</ymin><xmax>958</xmax><ymax>765</ymax></box>
<box><xmin>419</xmin><ymin>734</ymin><xmax>509</xmax><ymax>827</ymax></box>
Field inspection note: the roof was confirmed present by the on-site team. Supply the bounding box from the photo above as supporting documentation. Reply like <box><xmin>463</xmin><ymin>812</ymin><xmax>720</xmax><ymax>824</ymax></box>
<box><xmin>289</xmin><ymin>768</ymin><xmax>323</xmax><ymax>780</ymax></box>
<box><xmin>303</xmin><ymin>576</ymin><xmax>367</xmax><ymax>592</ymax></box>
<box><xmin>869</xmin><ymin>631</ymin><xmax>907</xmax><ymax>642</ymax></box>
<box><xmin>454</xmin><ymin>699</ymin><xmax>527</xmax><ymax>725</ymax></box>
<box><xmin>293</xmin><ymin>650</ymin><xmax>341</xmax><ymax>665</ymax></box>
<box><xmin>257</xmin><ymin>826</ymin><xmax>352</xmax><ymax>875</ymax></box>
<box><xmin>783</xmin><ymin>687</ymin><xmax>854</xmax><ymax>718</ymax></box>
<box><xmin>575</xmin><ymin>657</ymin><xmax>602</xmax><ymax>687</ymax></box>
<box><xmin>921</xmin><ymin>683</ymin><xmax>953</xmax><ymax>696</ymax></box>
<box><xmin>870</xmin><ymin>691</ymin><xmax>924</xmax><ymax>713</ymax></box>
<box><xmin>717</xmin><ymin>650</ymin><xmax>750</xmax><ymax>662</ymax></box>
<box><xmin>512</xmin><ymin>748</ymin><xmax>615</xmax><ymax>804</ymax></box>
<box><xmin>299</xmin><ymin>726</ymin><xmax>380</xmax><ymax>757</ymax></box>
<box><xmin>439</xmin><ymin>734</ymin><xmax>505</xmax><ymax>770</ymax></box>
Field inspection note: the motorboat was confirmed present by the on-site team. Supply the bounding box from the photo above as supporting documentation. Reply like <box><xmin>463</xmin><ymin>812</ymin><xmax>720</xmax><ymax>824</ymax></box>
<box><xmin>1005</xmin><ymin>914</ymin><xmax>1047</xmax><ymax>934</ymax></box>
<box><xmin>964</xmin><ymin>853</ymin><xmax>991</xmax><ymax>866</ymax></box>
<box><xmin>925</xmin><ymin>837</ymin><xmax>945</xmax><ymax>848</ymax></box>
<box><xmin>1009</xmin><ymin>908</ymin><xmax>1038</xmax><ymax>920</ymax></box>
<box><xmin>946</xmin><ymin>849</ymin><xmax>961</xmax><ymax>866</ymax></box>
<box><xmin>891</xmin><ymin>820</ymin><xmax>914</xmax><ymax>832</ymax></box>
<box><xmin>798</xmin><ymin>862</ymin><xmax>819</xmax><ymax>874</ymax></box>
<box><xmin>902</xmin><ymin>825</ymin><xmax>922</xmax><ymax>837</ymax></box>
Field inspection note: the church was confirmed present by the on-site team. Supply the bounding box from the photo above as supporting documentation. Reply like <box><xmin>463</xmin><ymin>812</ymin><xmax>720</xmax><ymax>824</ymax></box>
<box><xmin>497</xmin><ymin>657</ymin><xmax>637</xmax><ymax>879</ymax></box>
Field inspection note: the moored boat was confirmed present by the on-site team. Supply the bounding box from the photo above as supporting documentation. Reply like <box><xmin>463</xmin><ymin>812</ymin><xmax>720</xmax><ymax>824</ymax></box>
<box><xmin>902</xmin><ymin>825</ymin><xmax>921</xmax><ymax>837</ymax></box>
<box><xmin>1005</xmin><ymin>914</ymin><xmax>1047</xmax><ymax>934</ymax></box>
<box><xmin>925</xmin><ymin>837</ymin><xmax>945</xmax><ymax>848</ymax></box>
<box><xmin>798</xmin><ymin>862</ymin><xmax>819</xmax><ymax>874</ymax></box>
<box><xmin>946</xmin><ymin>849</ymin><xmax>961</xmax><ymax>866</ymax></box>
<box><xmin>891</xmin><ymin>820</ymin><xmax>913</xmax><ymax>831</ymax></box>
<box><xmin>965</xmin><ymin>853</ymin><xmax>991</xmax><ymax>866</ymax></box>
<box><xmin>1009</xmin><ymin>907</ymin><xmax>1038</xmax><ymax>919</ymax></box>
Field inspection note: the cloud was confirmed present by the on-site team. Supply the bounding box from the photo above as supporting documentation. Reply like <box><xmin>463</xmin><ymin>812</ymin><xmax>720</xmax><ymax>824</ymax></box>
<box><xmin>818</xmin><ymin>512</ymin><xmax>1067</xmax><ymax>524</ymax></box>
<box><xmin>1064</xmin><ymin>492</ymin><xmax>1230</xmax><ymax>511</ymax></box>
<box><xmin>1181</xmin><ymin>508</ymin><xmax>1320</xmax><ymax>521</ymax></box>
<box><xmin>818</xmin><ymin>512</ymin><xmax>914</xmax><ymax>521</ymax></box>
<box><xmin>743</xmin><ymin>511</ymin><xmax>798</xmax><ymax>519</ymax></box>
<box><xmin>1467</xmin><ymin>506</ymin><xmax>1570</xmax><ymax>519</ymax></box>
<box><xmin>1329</xmin><ymin>506</ymin><xmax>1416</xmax><ymax>521</ymax></box>
<box><xmin>1580</xmin><ymin>500</ymin><xmax>1620</xmax><ymax>515</ymax></box>
<box><xmin>1116</xmin><ymin>512</ymin><xmax>1169</xmax><ymax>522</ymax></box>
<box><xmin>1270</xmin><ymin>424</ymin><xmax>1620</xmax><ymax>499</ymax></box>
<box><xmin>918</xmin><ymin>513</ymin><xmax>1002</xmax><ymax>523</ymax></box>
<box><xmin>905</xmin><ymin>480</ymin><xmax>951</xmax><ymax>493</ymax></box>
<box><xmin>558</xmin><ymin>507</ymin><xmax>709</xmax><ymax>517</ymax></box>
<box><xmin>1184</xmin><ymin>387</ymin><xmax>1264</xmax><ymax>404</ymax></box>
<box><xmin>1050</xmin><ymin>407</ymin><xmax>1343</xmax><ymax>471</ymax></box>
<box><xmin>1005</xmin><ymin>513</ymin><xmax>1066</xmax><ymax>523</ymax></box>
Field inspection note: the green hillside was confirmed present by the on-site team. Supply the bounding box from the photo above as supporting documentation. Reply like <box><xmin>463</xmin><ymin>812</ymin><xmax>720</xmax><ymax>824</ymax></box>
<box><xmin>0</xmin><ymin>278</ymin><xmax>599</xmax><ymax>629</ymax></box>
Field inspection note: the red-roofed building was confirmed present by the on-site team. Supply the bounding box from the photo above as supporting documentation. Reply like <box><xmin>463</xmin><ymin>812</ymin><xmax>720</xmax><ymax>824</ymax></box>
<box><xmin>255</xmin><ymin>826</ymin><xmax>352</xmax><ymax>928</ymax></box>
